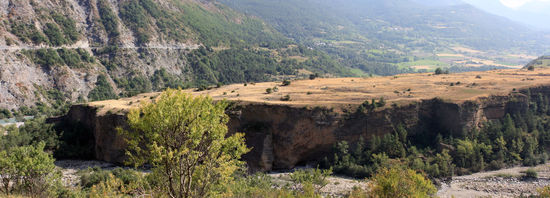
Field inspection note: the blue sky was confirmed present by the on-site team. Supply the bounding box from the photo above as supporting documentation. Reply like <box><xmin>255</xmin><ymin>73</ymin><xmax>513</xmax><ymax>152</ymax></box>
<box><xmin>461</xmin><ymin>0</ymin><xmax>550</xmax><ymax>30</ymax></box>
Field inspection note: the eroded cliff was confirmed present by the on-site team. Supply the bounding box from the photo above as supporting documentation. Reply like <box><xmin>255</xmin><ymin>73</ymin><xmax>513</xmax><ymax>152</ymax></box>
<box><xmin>51</xmin><ymin>86</ymin><xmax>545</xmax><ymax>171</ymax></box>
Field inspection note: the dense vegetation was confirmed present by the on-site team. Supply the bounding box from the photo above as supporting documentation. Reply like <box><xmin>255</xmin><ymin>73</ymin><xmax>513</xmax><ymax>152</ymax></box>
<box><xmin>186</xmin><ymin>46</ymin><xmax>350</xmax><ymax>86</ymax></box>
<box><xmin>9</xmin><ymin>13</ymin><xmax>79</xmax><ymax>47</ymax></box>
<box><xmin>114</xmin><ymin>75</ymin><xmax>152</xmax><ymax>97</ymax></box>
<box><xmin>92</xmin><ymin>0</ymin><xmax>354</xmax><ymax>98</ymax></box>
<box><xmin>5</xmin><ymin>0</ymin><xmax>358</xmax><ymax>109</ymax></box>
<box><xmin>97</xmin><ymin>0</ymin><xmax>120</xmax><ymax>44</ymax></box>
<box><xmin>8</xmin><ymin>89</ymin><xmax>550</xmax><ymax>197</ymax></box>
<box><xmin>323</xmin><ymin>91</ymin><xmax>550</xmax><ymax>179</ymax></box>
<box><xmin>23</xmin><ymin>48</ymin><xmax>95</xmax><ymax>70</ymax></box>
<box><xmin>88</xmin><ymin>75</ymin><xmax>117</xmax><ymax>101</ymax></box>
<box><xmin>220</xmin><ymin>0</ymin><xmax>550</xmax><ymax>75</ymax></box>
<box><xmin>0</xmin><ymin>118</ymin><xmax>68</xmax><ymax>197</ymax></box>
<box><xmin>122</xmin><ymin>89</ymin><xmax>250</xmax><ymax>197</ymax></box>
<box><xmin>9</xmin><ymin>22</ymin><xmax>48</xmax><ymax>45</ymax></box>
<box><xmin>0</xmin><ymin>90</ymin><xmax>438</xmax><ymax>197</ymax></box>
<box><xmin>5</xmin><ymin>0</ymin><xmax>550</xmax><ymax>114</ymax></box>
<box><xmin>117</xmin><ymin>0</ymin><xmax>289</xmax><ymax>47</ymax></box>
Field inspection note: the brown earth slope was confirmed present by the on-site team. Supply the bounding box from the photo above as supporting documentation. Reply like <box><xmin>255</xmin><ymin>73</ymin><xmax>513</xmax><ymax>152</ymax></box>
<box><xmin>54</xmin><ymin>68</ymin><xmax>550</xmax><ymax>171</ymax></box>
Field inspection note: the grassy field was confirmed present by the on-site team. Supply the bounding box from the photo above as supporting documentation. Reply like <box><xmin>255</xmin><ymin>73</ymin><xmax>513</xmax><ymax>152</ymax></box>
<box><xmin>90</xmin><ymin>68</ymin><xmax>550</xmax><ymax>115</ymax></box>
<box><xmin>397</xmin><ymin>59</ymin><xmax>449</xmax><ymax>70</ymax></box>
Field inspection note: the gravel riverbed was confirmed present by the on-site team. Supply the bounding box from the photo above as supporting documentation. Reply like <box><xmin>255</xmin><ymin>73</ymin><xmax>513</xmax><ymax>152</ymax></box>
<box><xmin>54</xmin><ymin>160</ymin><xmax>550</xmax><ymax>197</ymax></box>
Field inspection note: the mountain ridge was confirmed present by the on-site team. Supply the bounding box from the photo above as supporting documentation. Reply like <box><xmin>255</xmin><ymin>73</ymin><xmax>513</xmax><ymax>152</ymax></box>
<box><xmin>1</xmin><ymin>0</ymin><xmax>549</xmax><ymax>113</ymax></box>
<box><xmin>0</xmin><ymin>0</ymin><xmax>347</xmax><ymax>111</ymax></box>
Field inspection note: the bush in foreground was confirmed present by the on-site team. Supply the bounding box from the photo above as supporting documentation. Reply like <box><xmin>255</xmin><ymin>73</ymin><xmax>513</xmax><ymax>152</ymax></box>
<box><xmin>368</xmin><ymin>166</ymin><xmax>436</xmax><ymax>198</ymax></box>
<box><xmin>122</xmin><ymin>89</ymin><xmax>250</xmax><ymax>197</ymax></box>
<box><xmin>0</xmin><ymin>142</ymin><xmax>62</xmax><ymax>197</ymax></box>
<box><xmin>523</xmin><ymin>168</ymin><xmax>538</xmax><ymax>180</ymax></box>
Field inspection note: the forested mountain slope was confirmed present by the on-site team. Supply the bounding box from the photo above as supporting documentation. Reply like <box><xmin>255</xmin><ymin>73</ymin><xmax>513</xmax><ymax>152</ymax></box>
<box><xmin>219</xmin><ymin>0</ymin><xmax>550</xmax><ymax>74</ymax></box>
<box><xmin>0</xmin><ymin>0</ymin><xmax>348</xmax><ymax>111</ymax></box>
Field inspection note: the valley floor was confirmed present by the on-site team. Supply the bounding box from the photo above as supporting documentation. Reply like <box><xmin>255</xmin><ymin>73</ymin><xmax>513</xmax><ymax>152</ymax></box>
<box><xmin>55</xmin><ymin>160</ymin><xmax>550</xmax><ymax>197</ymax></box>
<box><xmin>268</xmin><ymin>170</ymin><xmax>369</xmax><ymax>197</ymax></box>
<box><xmin>438</xmin><ymin>163</ymin><xmax>550</xmax><ymax>198</ymax></box>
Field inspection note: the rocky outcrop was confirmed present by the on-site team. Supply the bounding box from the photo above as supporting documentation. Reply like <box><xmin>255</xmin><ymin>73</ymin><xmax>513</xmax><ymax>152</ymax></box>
<box><xmin>51</xmin><ymin>86</ymin><xmax>550</xmax><ymax>172</ymax></box>
<box><xmin>0</xmin><ymin>0</ymin><xmax>198</xmax><ymax>110</ymax></box>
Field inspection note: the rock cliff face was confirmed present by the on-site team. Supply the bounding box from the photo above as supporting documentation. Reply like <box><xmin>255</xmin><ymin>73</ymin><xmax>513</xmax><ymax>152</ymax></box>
<box><xmin>0</xmin><ymin>0</ymin><xmax>201</xmax><ymax>109</ymax></box>
<box><xmin>51</xmin><ymin>86</ymin><xmax>549</xmax><ymax>171</ymax></box>
<box><xmin>0</xmin><ymin>0</ymin><xmax>305</xmax><ymax>110</ymax></box>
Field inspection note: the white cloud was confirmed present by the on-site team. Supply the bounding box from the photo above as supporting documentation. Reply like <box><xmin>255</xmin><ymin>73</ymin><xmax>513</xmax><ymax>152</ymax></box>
<box><xmin>500</xmin><ymin>0</ymin><xmax>550</xmax><ymax>9</ymax></box>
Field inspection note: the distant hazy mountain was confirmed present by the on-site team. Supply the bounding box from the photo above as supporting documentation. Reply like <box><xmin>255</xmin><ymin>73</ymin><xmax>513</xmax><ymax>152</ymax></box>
<box><xmin>219</xmin><ymin>0</ymin><xmax>550</xmax><ymax>54</ymax></box>
<box><xmin>463</xmin><ymin>0</ymin><xmax>550</xmax><ymax>30</ymax></box>
<box><xmin>410</xmin><ymin>0</ymin><xmax>465</xmax><ymax>6</ymax></box>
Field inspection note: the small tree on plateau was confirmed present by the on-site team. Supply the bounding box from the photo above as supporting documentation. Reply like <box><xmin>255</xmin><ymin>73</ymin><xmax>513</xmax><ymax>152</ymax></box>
<box><xmin>434</xmin><ymin>68</ymin><xmax>443</xmax><ymax>75</ymax></box>
<box><xmin>122</xmin><ymin>89</ymin><xmax>249</xmax><ymax>198</ymax></box>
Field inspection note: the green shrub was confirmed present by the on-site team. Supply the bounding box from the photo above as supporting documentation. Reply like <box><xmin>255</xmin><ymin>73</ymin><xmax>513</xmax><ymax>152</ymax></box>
<box><xmin>9</xmin><ymin>22</ymin><xmax>47</xmax><ymax>45</ymax></box>
<box><xmin>115</xmin><ymin>75</ymin><xmax>152</xmax><ymax>97</ymax></box>
<box><xmin>57</xmin><ymin>48</ymin><xmax>83</xmax><ymax>68</ymax></box>
<box><xmin>282</xmin><ymin>80</ymin><xmax>291</xmax><ymax>86</ymax></box>
<box><xmin>76</xmin><ymin>48</ymin><xmax>95</xmax><ymax>63</ymax></box>
<box><xmin>151</xmin><ymin>68</ymin><xmax>184</xmax><ymax>90</ymax></box>
<box><xmin>119</xmin><ymin>0</ymin><xmax>151</xmax><ymax>45</ymax></box>
<box><xmin>226</xmin><ymin>173</ymin><xmax>276</xmax><ymax>197</ymax></box>
<box><xmin>523</xmin><ymin>168</ymin><xmax>538</xmax><ymax>179</ymax></box>
<box><xmin>29</xmin><ymin>49</ymin><xmax>65</xmax><ymax>69</ymax></box>
<box><xmin>309</xmin><ymin>73</ymin><xmax>319</xmax><ymax>80</ymax></box>
<box><xmin>434</xmin><ymin>68</ymin><xmax>449</xmax><ymax>75</ymax></box>
<box><xmin>538</xmin><ymin>186</ymin><xmax>550</xmax><ymax>198</ymax></box>
<box><xmin>0</xmin><ymin>143</ymin><xmax>61</xmax><ymax>197</ymax></box>
<box><xmin>434</xmin><ymin>68</ymin><xmax>443</xmax><ymax>75</ymax></box>
<box><xmin>224</xmin><ymin>172</ymin><xmax>323</xmax><ymax>197</ymax></box>
<box><xmin>0</xmin><ymin>108</ymin><xmax>12</xmax><ymax>119</ymax></box>
<box><xmin>79</xmin><ymin>167</ymin><xmax>112</xmax><ymax>189</ymax></box>
<box><xmin>98</xmin><ymin>0</ymin><xmax>120</xmax><ymax>41</ymax></box>
<box><xmin>370</xmin><ymin>167</ymin><xmax>436</xmax><ymax>198</ymax></box>
<box><xmin>88</xmin><ymin>75</ymin><xmax>117</xmax><ymax>101</ymax></box>
<box><xmin>51</xmin><ymin>14</ymin><xmax>79</xmax><ymax>44</ymax></box>
<box><xmin>266</xmin><ymin>88</ymin><xmax>273</xmax><ymax>94</ymax></box>
<box><xmin>111</xmin><ymin>168</ymin><xmax>141</xmax><ymax>185</ymax></box>
<box><xmin>0</xmin><ymin>118</ymin><xmax>59</xmax><ymax>152</ymax></box>
<box><xmin>78</xmin><ymin>167</ymin><xmax>144</xmax><ymax>197</ymax></box>
<box><xmin>43</xmin><ymin>23</ymin><xmax>66</xmax><ymax>46</ymax></box>
<box><xmin>290</xmin><ymin>167</ymin><xmax>332</xmax><ymax>191</ymax></box>
<box><xmin>281</xmin><ymin>94</ymin><xmax>291</xmax><ymax>101</ymax></box>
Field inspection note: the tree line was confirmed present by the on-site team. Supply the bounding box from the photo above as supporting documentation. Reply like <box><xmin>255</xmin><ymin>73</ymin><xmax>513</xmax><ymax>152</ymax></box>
<box><xmin>324</xmin><ymin>91</ymin><xmax>550</xmax><ymax>179</ymax></box>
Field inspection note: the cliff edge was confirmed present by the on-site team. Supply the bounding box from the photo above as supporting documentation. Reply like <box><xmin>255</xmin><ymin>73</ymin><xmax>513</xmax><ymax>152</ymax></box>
<box><xmin>52</xmin><ymin>68</ymin><xmax>550</xmax><ymax>171</ymax></box>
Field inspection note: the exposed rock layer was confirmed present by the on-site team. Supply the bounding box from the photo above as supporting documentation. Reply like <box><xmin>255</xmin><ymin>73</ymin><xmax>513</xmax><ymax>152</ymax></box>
<box><xmin>51</xmin><ymin>86</ymin><xmax>549</xmax><ymax>171</ymax></box>
<box><xmin>0</xmin><ymin>0</ymin><xmax>198</xmax><ymax>109</ymax></box>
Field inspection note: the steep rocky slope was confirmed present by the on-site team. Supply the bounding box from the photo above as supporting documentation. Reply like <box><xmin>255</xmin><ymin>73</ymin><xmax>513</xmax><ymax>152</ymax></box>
<box><xmin>51</xmin><ymin>68</ymin><xmax>550</xmax><ymax>171</ymax></box>
<box><xmin>0</xmin><ymin>0</ymin><xmax>192</xmax><ymax>109</ymax></box>
<box><xmin>0</xmin><ymin>0</ymin><xmax>344</xmax><ymax>111</ymax></box>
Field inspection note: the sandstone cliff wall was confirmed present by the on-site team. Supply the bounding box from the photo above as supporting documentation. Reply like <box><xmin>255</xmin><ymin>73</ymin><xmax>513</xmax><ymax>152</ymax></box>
<box><xmin>51</xmin><ymin>86</ymin><xmax>549</xmax><ymax>171</ymax></box>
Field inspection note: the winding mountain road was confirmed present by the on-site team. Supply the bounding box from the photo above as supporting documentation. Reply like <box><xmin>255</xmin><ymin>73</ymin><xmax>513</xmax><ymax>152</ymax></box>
<box><xmin>0</xmin><ymin>42</ymin><xmax>201</xmax><ymax>51</ymax></box>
